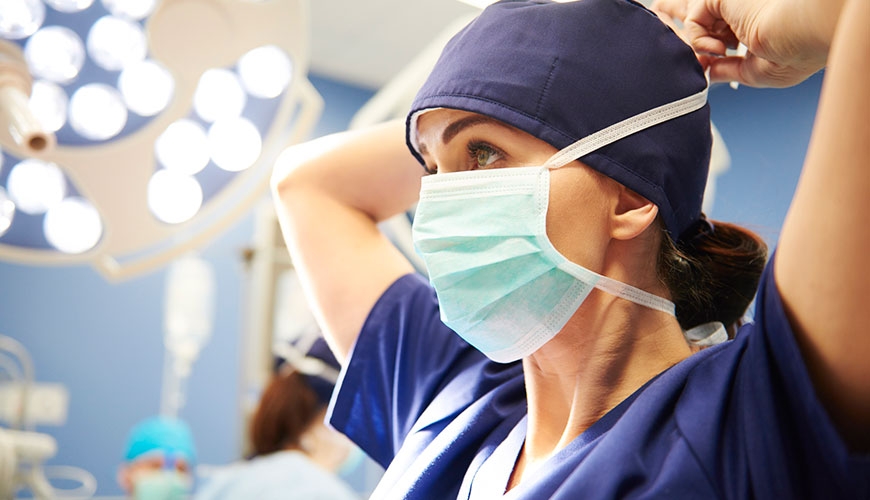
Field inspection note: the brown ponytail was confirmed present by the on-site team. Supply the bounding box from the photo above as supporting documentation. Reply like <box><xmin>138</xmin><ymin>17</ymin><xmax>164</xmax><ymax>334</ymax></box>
<box><xmin>249</xmin><ymin>370</ymin><xmax>320</xmax><ymax>456</ymax></box>
<box><xmin>658</xmin><ymin>220</ymin><xmax>769</xmax><ymax>334</ymax></box>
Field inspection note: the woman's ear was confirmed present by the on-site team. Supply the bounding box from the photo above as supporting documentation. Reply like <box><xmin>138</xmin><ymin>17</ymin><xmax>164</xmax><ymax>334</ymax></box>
<box><xmin>611</xmin><ymin>185</ymin><xmax>658</xmax><ymax>240</ymax></box>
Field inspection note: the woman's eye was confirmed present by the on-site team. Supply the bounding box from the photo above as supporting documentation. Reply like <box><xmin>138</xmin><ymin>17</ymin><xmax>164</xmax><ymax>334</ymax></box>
<box><xmin>468</xmin><ymin>142</ymin><xmax>502</xmax><ymax>169</ymax></box>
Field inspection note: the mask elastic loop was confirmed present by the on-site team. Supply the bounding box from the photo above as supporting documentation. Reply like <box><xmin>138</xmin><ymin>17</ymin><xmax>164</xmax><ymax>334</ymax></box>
<box><xmin>543</xmin><ymin>86</ymin><xmax>708</xmax><ymax>170</ymax></box>
<box><xmin>685</xmin><ymin>321</ymin><xmax>728</xmax><ymax>347</ymax></box>
<box><xmin>590</xmin><ymin>274</ymin><xmax>676</xmax><ymax>316</ymax></box>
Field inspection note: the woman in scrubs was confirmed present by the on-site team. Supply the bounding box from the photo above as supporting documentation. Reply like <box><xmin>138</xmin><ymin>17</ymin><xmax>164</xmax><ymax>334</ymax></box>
<box><xmin>271</xmin><ymin>0</ymin><xmax>869</xmax><ymax>497</ymax></box>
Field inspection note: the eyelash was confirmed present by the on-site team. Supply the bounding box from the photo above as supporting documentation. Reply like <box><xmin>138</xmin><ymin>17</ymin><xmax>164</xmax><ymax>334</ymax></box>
<box><xmin>466</xmin><ymin>141</ymin><xmax>503</xmax><ymax>170</ymax></box>
<box><xmin>422</xmin><ymin>140</ymin><xmax>505</xmax><ymax>175</ymax></box>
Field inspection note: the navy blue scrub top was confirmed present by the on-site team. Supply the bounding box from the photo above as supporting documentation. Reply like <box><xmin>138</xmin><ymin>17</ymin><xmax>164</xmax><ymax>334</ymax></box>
<box><xmin>327</xmin><ymin>258</ymin><xmax>870</xmax><ymax>499</ymax></box>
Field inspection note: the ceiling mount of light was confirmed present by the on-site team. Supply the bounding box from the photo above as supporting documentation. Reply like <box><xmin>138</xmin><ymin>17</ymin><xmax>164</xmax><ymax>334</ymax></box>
<box><xmin>0</xmin><ymin>0</ymin><xmax>322</xmax><ymax>280</ymax></box>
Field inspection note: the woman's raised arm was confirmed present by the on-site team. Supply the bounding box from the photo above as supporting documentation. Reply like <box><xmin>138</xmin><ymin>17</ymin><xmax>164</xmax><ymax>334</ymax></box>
<box><xmin>270</xmin><ymin>119</ymin><xmax>421</xmax><ymax>362</ymax></box>
<box><xmin>774</xmin><ymin>0</ymin><xmax>870</xmax><ymax>450</ymax></box>
<box><xmin>655</xmin><ymin>0</ymin><xmax>869</xmax><ymax>449</ymax></box>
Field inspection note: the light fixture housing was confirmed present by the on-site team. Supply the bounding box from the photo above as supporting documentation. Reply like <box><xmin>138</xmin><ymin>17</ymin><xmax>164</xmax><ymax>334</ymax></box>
<box><xmin>0</xmin><ymin>0</ymin><xmax>322</xmax><ymax>280</ymax></box>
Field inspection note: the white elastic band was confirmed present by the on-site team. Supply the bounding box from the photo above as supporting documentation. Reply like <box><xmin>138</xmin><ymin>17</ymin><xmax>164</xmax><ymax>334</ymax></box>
<box><xmin>593</xmin><ymin>274</ymin><xmax>676</xmax><ymax>316</ymax></box>
<box><xmin>543</xmin><ymin>87</ymin><xmax>709</xmax><ymax>170</ymax></box>
<box><xmin>685</xmin><ymin>321</ymin><xmax>728</xmax><ymax>347</ymax></box>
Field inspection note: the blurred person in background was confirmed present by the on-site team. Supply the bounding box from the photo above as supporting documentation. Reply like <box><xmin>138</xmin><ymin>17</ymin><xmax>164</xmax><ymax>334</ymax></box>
<box><xmin>194</xmin><ymin>336</ymin><xmax>362</xmax><ymax>500</ymax></box>
<box><xmin>117</xmin><ymin>416</ymin><xmax>196</xmax><ymax>500</ymax></box>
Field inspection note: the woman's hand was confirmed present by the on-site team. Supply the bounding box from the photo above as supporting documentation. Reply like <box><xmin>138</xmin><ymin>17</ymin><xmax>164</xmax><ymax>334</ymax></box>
<box><xmin>652</xmin><ymin>0</ymin><xmax>843</xmax><ymax>87</ymax></box>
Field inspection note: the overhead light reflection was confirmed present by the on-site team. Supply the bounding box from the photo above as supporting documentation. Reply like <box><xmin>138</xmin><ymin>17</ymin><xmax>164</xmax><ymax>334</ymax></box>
<box><xmin>68</xmin><ymin>83</ymin><xmax>127</xmax><ymax>140</ymax></box>
<box><xmin>86</xmin><ymin>15</ymin><xmax>147</xmax><ymax>71</ymax></box>
<box><xmin>43</xmin><ymin>196</ymin><xmax>102</xmax><ymax>253</ymax></box>
<box><xmin>24</xmin><ymin>26</ymin><xmax>85</xmax><ymax>84</ymax></box>
<box><xmin>118</xmin><ymin>59</ymin><xmax>174</xmax><ymax>116</ymax></box>
<box><xmin>101</xmin><ymin>0</ymin><xmax>157</xmax><ymax>21</ymax></box>
<box><xmin>44</xmin><ymin>0</ymin><xmax>96</xmax><ymax>14</ymax></box>
<box><xmin>193</xmin><ymin>69</ymin><xmax>246</xmax><ymax>123</ymax></box>
<box><xmin>208</xmin><ymin>118</ymin><xmax>261</xmax><ymax>172</ymax></box>
<box><xmin>0</xmin><ymin>0</ymin><xmax>45</xmax><ymax>40</ymax></box>
<box><xmin>29</xmin><ymin>80</ymin><xmax>69</xmax><ymax>132</ymax></box>
<box><xmin>6</xmin><ymin>159</ymin><xmax>66</xmax><ymax>215</ymax></box>
<box><xmin>237</xmin><ymin>45</ymin><xmax>293</xmax><ymax>99</ymax></box>
<box><xmin>148</xmin><ymin>170</ymin><xmax>203</xmax><ymax>224</ymax></box>
<box><xmin>155</xmin><ymin>119</ymin><xmax>210</xmax><ymax>175</ymax></box>
<box><xmin>0</xmin><ymin>187</ymin><xmax>14</xmax><ymax>237</ymax></box>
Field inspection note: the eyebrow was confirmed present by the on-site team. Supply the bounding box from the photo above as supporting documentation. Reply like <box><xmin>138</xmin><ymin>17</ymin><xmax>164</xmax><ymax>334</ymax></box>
<box><xmin>417</xmin><ymin>114</ymin><xmax>510</xmax><ymax>157</ymax></box>
<box><xmin>441</xmin><ymin>115</ymin><xmax>505</xmax><ymax>145</ymax></box>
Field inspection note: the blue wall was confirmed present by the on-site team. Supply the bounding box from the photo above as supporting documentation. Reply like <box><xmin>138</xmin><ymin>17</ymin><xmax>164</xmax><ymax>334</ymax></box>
<box><xmin>707</xmin><ymin>73</ymin><xmax>824</xmax><ymax>244</ymax></box>
<box><xmin>0</xmin><ymin>69</ymin><xmax>823</xmax><ymax>497</ymax></box>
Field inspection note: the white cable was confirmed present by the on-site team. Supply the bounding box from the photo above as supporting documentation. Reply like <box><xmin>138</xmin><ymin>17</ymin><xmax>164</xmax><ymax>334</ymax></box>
<box><xmin>0</xmin><ymin>428</ymin><xmax>17</xmax><ymax>499</ymax></box>
<box><xmin>0</xmin><ymin>352</ymin><xmax>23</xmax><ymax>381</ymax></box>
<box><xmin>0</xmin><ymin>335</ymin><xmax>34</xmax><ymax>431</ymax></box>
<box><xmin>41</xmin><ymin>465</ymin><xmax>98</xmax><ymax>498</ymax></box>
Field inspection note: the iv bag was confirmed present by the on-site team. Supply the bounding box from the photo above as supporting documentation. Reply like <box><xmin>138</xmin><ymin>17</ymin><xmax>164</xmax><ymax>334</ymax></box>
<box><xmin>163</xmin><ymin>254</ymin><xmax>215</xmax><ymax>371</ymax></box>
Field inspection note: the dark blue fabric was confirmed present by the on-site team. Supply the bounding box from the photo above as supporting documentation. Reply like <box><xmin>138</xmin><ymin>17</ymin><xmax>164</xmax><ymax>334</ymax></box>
<box><xmin>406</xmin><ymin>0</ymin><xmax>711</xmax><ymax>240</ymax></box>
<box><xmin>274</xmin><ymin>336</ymin><xmax>340</xmax><ymax>406</ymax></box>
<box><xmin>328</xmin><ymin>261</ymin><xmax>870</xmax><ymax>499</ymax></box>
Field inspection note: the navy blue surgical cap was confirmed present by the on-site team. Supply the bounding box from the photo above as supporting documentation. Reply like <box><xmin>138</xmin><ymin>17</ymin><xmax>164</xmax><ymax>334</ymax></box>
<box><xmin>407</xmin><ymin>0</ymin><xmax>712</xmax><ymax>241</ymax></box>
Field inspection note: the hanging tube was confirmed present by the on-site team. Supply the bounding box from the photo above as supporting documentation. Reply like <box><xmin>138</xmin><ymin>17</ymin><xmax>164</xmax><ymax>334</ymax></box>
<box><xmin>0</xmin><ymin>41</ymin><xmax>56</xmax><ymax>154</ymax></box>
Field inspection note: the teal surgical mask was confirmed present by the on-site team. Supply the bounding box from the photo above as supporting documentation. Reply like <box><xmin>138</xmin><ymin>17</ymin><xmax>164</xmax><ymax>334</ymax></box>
<box><xmin>132</xmin><ymin>470</ymin><xmax>190</xmax><ymax>500</ymax></box>
<box><xmin>412</xmin><ymin>165</ymin><xmax>676</xmax><ymax>363</ymax></box>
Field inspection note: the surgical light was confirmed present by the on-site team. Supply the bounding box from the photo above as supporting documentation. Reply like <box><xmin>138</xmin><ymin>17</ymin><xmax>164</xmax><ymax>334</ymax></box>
<box><xmin>101</xmin><ymin>0</ymin><xmax>156</xmax><ymax>21</ymax></box>
<box><xmin>6</xmin><ymin>159</ymin><xmax>65</xmax><ymax>215</ymax></box>
<box><xmin>193</xmin><ymin>68</ymin><xmax>246</xmax><ymax>123</ymax></box>
<box><xmin>117</xmin><ymin>59</ymin><xmax>173</xmax><ymax>116</ymax></box>
<box><xmin>44</xmin><ymin>0</ymin><xmax>95</xmax><ymax>14</ymax></box>
<box><xmin>23</xmin><ymin>26</ymin><xmax>84</xmax><ymax>84</ymax></box>
<box><xmin>28</xmin><ymin>80</ymin><xmax>68</xmax><ymax>132</ymax></box>
<box><xmin>237</xmin><ymin>45</ymin><xmax>293</xmax><ymax>99</ymax></box>
<box><xmin>0</xmin><ymin>0</ymin><xmax>322</xmax><ymax>278</ymax></box>
<box><xmin>68</xmin><ymin>83</ymin><xmax>127</xmax><ymax>140</ymax></box>
<box><xmin>154</xmin><ymin>119</ymin><xmax>209</xmax><ymax>175</ymax></box>
<box><xmin>147</xmin><ymin>170</ymin><xmax>203</xmax><ymax>225</ymax></box>
<box><xmin>43</xmin><ymin>196</ymin><xmax>102</xmax><ymax>254</ymax></box>
<box><xmin>0</xmin><ymin>0</ymin><xmax>44</xmax><ymax>40</ymax></box>
<box><xmin>0</xmin><ymin>187</ymin><xmax>14</xmax><ymax>237</ymax></box>
<box><xmin>86</xmin><ymin>15</ymin><xmax>147</xmax><ymax>71</ymax></box>
<box><xmin>208</xmin><ymin>117</ymin><xmax>261</xmax><ymax>172</ymax></box>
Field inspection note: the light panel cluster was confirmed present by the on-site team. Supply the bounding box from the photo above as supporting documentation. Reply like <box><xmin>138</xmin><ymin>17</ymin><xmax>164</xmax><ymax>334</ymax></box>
<box><xmin>0</xmin><ymin>0</ymin><xmax>295</xmax><ymax>254</ymax></box>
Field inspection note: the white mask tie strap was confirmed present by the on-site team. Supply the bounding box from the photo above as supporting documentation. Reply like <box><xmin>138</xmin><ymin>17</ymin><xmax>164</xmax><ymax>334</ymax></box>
<box><xmin>543</xmin><ymin>86</ymin><xmax>708</xmax><ymax>170</ymax></box>
<box><xmin>592</xmin><ymin>274</ymin><xmax>676</xmax><ymax>316</ymax></box>
<box><xmin>685</xmin><ymin>321</ymin><xmax>728</xmax><ymax>347</ymax></box>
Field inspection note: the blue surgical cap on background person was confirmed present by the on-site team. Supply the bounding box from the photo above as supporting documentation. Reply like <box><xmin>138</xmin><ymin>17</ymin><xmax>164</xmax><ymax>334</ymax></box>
<box><xmin>124</xmin><ymin>416</ymin><xmax>197</xmax><ymax>464</ymax></box>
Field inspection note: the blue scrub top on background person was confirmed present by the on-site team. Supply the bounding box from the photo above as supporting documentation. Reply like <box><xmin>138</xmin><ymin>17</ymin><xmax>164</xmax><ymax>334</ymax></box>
<box><xmin>194</xmin><ymin>336</ymin><xmax>363</xmax><ymax>500</ymax></box>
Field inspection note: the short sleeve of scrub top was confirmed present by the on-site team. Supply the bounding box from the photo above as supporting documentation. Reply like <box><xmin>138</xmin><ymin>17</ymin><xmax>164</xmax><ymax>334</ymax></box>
<box><xmin>327</xmin><ymin>258</ymin><xmax>870</xmax><ymax>499</ymax></box>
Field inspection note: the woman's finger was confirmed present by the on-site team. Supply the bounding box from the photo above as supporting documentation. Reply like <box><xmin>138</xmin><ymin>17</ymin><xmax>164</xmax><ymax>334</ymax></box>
<box><xmin>650</xmin><ymin>0</ymin><xmax>687</xmax><ymax>21</ymax></box>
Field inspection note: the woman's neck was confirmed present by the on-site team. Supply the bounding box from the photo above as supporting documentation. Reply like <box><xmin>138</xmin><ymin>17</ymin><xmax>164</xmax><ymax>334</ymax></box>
<box><xmin>508</xmin><ymin>288</ymin><xmax>691</xmax><ymax>489</ymax></box>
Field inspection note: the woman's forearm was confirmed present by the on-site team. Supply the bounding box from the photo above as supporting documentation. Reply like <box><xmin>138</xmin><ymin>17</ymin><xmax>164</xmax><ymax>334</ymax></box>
<box><xmin>270</xmin><ymin>119</ymin><xmax>421</xmax><ymax>361</ymax></box>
